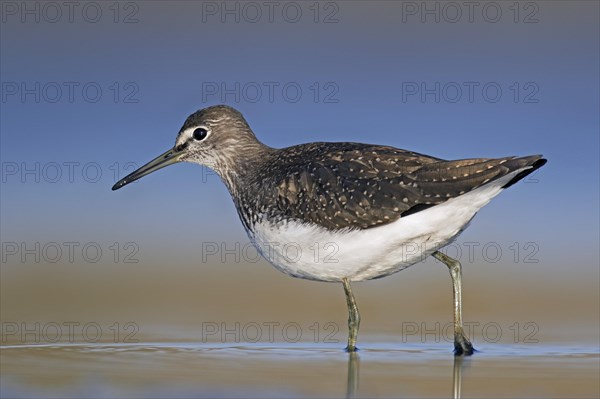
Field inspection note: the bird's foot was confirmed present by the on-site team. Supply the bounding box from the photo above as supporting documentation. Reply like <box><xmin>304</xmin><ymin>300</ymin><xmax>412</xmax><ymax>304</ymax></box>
<box><xmin>345</xmin><ymin>345</ymin><xmax>359</xmax><ymax>353</ymax></box>
<box><xmin>454</xmin><ymin>336</ymin><xmax>475</xmax><ymax>356</ymax></box>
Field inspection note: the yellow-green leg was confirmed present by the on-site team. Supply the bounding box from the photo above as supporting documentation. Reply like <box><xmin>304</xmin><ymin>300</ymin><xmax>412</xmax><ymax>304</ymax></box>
<box><xmin>342</xmin><ymin>277</ymin><xmax>361</xmax><ymax>352</ymax></box>
<box><xmin>432</xmin><ymin>251</ymin><xmax>475</xmax><ymax>356</ymax></box>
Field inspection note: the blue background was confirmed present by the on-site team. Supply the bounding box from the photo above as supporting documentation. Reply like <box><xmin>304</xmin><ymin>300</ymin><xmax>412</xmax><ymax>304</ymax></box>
<box><xmin>2</xmin><ymin>1</ymin><xmax>598</xmax><ymax>274</ymax></box>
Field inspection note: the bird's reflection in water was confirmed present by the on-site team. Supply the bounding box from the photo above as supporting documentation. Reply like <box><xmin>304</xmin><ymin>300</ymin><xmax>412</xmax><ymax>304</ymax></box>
<box><xmin>346</xmin><ymin>352</ymin><xmax>359</xmax><ymax>398</ymax></box>
<box><xmin>344</xmin><ymin>351</ymin><xmax>468</xmax><ymax>399</ymax></box>
<box><xmin>453</xmin><ymin>355</ymin><xmax>469</xmax><ymax>399</ymax></box>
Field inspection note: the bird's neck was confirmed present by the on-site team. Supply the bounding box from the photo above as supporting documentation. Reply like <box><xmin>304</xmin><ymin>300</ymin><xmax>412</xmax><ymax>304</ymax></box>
<box><xmin>211</xmin><ymin>138</ymin><xmax>274</xmax><ymax>198</ymax></box>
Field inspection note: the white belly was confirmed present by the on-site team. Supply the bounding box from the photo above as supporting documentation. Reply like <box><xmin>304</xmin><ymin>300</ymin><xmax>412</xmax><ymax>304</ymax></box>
<box><xmin>249</xmin><ymin>170</ymin><xmax>523</xmax><ymax>282</ymax></box>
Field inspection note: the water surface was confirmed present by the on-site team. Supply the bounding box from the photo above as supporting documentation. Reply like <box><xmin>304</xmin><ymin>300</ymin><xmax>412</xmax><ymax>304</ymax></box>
<box><xmin>2</xmin><ymin>341</ymin><xmax>598</xmax><ymax>398</ymax></box>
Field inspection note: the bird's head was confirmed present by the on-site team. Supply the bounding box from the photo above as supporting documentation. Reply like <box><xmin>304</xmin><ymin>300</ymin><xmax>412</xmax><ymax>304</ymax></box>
<box><xmin>112</xmin><ymin>105</ymin><xmax>264</xmax><ymax>191</ymax></box>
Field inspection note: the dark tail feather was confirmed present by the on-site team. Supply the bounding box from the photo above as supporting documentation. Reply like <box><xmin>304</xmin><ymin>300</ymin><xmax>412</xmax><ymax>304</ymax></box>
<box><xmin>502</xmin><ymin>156</ymin><xmax>547</xmax><ymax>189</ymax></box>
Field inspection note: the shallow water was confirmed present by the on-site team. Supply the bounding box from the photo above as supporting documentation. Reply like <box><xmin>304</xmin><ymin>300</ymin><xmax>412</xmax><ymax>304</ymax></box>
<box><xmin>1</xmin><ymin>340</ymin><xmax>598</xmax><ymax>398</ymax></box>
<box><xmin>2</xmin><ymin>261</ymin><xmax>598</xmax><ymax>397</ymax></box>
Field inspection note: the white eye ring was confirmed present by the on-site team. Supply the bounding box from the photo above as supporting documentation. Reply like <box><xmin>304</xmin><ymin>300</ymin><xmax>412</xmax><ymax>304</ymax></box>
<box><xmin>192</xmin><ymin>126</ymin><xmax>210</xmax><ymax>141</ymax></box>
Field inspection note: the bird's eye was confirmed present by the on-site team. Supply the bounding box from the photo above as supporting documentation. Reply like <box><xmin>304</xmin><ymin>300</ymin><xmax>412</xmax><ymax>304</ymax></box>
<box><xmin>192</xmin><ymin>127</ymin><xmax>208</xmax><ymax>141</ymax></box>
